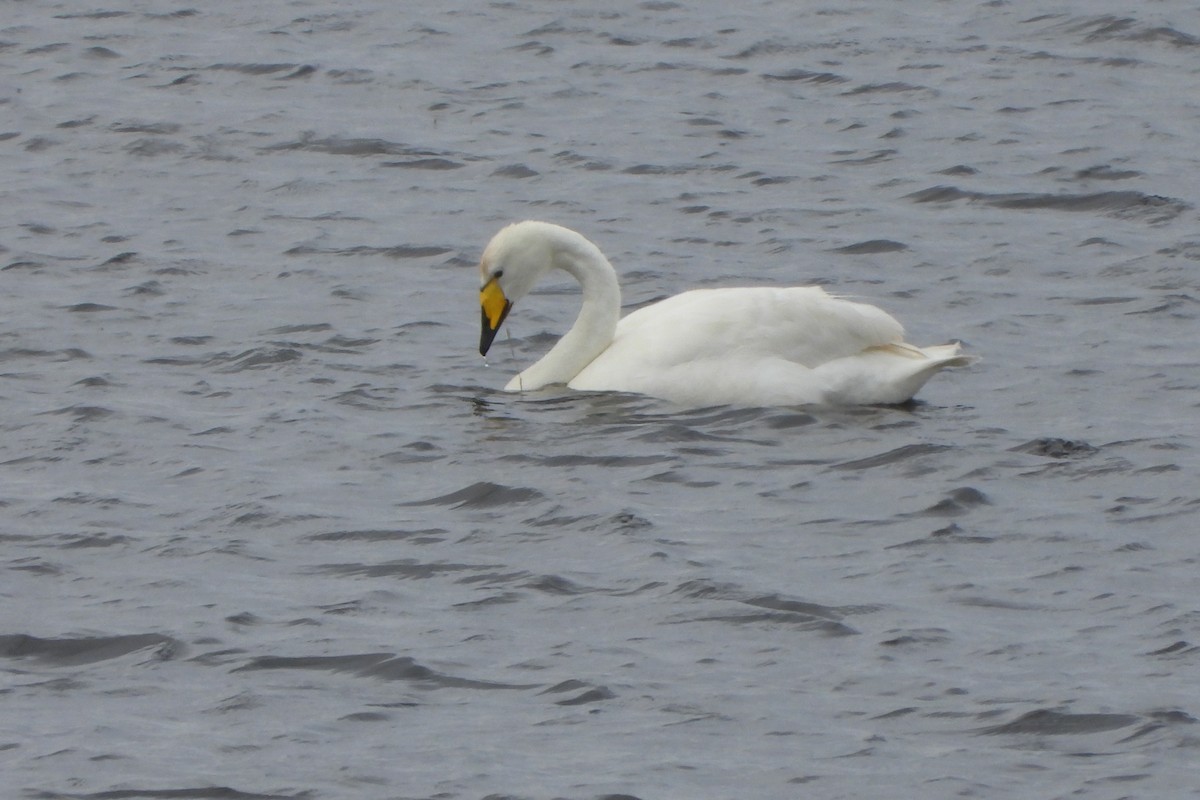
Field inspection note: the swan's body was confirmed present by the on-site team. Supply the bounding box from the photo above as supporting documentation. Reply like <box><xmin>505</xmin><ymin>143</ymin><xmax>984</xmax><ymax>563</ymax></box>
<box><xmin>478</xmin><ymin>221</ymin><xmax>975</xmax><ymax>407</ymax></box>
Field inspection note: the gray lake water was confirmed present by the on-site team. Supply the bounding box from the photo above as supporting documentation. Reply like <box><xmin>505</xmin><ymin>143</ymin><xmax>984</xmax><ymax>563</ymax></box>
<box><xmin>3</xmin><ymin>2</ymin><xmax>1199</xmax><ymax>798</ymax></box>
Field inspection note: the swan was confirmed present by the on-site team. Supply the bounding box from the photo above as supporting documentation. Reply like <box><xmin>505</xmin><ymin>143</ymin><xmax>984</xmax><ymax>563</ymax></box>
<box><xmin>478</xmin><ymin>221</ymin><xmax>976</xmax><ymax>407</ymax></box>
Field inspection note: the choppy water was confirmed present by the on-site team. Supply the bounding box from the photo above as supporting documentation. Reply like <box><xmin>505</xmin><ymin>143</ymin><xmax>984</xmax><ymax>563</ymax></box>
<box><xmin>3</xmin><ymin>2</ymin><xmax>1199</xmax><ymax>798</ymax></box>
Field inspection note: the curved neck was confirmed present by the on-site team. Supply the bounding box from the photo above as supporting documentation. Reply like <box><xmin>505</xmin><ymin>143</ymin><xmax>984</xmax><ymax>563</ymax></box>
<box><xmin>512</xmin><ymin>232</ymin><xmax>621</xmax><ymax>390</ymax></box>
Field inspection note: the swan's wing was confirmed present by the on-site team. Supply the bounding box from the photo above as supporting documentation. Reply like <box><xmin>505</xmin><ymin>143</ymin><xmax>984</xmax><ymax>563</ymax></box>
<box><xmin>601</xmin><ymin>286</ymin><xmax>905</xmax><ymax>370</ymax></box>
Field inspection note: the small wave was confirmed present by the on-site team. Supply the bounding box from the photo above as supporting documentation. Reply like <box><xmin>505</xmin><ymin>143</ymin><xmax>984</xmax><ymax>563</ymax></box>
<box><xmin>907</xmin><ymin>185</ymin><xmax>1189</xmax><ymax>222</ymax></box>
<box><xmin>403</xmin><ymin>480</ymin><xmax>545</xmax><ymax>508</ymax></box>
<box><xmin>0</xmin><ymin>633</ymin><xmax>181</xmax><ymax>666</ymax></box>
<box><xmin>316</xmin><ymin>559</ymin><xmax>504</xmax><ymax>580</ymax></box>
<box><xmin>979</xmin><ymin>708</ymin><xmax>1140</xmax><ymax>736</ymax></box>
<box><xmin>831</xmin><ymin>239</ymin><xmax>909</xmax><ymax>254</ymax></box>
<box><xmin>207</xmin><ymin>347</ymin><xmax>302</xmax><ymax>371</ymax></box>
<box><xmin>284</xmin><ymin>243</ymin><xmax>452</xmax><ymax>259</ymax></box>
<box><xmin>234</xmin><ymin>652</ymin><xmax>537</xmax><ymax>689</ymax></box>
<box><xmin>1010</xmin><ymin>437</ymin><xmax>1098</xmax><ymax>459</ymax></box>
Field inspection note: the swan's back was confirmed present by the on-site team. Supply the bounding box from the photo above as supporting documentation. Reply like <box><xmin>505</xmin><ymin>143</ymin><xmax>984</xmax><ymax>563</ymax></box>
<box><xmin>595</xmin><ymin>285</ymin><xmax>902</xmax><ymax>366</ymax></box>
<box><xmin>571</xmin><ymin>285</ymin><xmax>968</xmax><ymax>406</ymax></box>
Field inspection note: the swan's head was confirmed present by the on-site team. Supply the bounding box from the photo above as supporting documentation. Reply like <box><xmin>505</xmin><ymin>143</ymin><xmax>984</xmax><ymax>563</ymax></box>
<box><xmin>478</xmin><ymin>221</ymin><xmax>565</xmax><ymax>356</ymax></box>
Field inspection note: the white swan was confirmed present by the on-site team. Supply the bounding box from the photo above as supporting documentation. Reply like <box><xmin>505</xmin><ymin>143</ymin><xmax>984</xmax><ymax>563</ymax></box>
<box><xmin>478</xmin><ymin>221</ymin><xmax>976</xmax><ymax>407</ymax></box>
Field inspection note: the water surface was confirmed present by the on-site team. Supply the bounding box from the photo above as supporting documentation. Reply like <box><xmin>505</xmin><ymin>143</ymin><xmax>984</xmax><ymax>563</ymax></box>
<box><xmin>2</xmin><ymin>2</ymin><xmax>1199</xmax><ymax>798</ymax></box>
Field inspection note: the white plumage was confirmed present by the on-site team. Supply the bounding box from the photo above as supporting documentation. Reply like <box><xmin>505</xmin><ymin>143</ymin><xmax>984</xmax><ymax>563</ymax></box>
<box><xmin>478</xmin><ymin>221</ymin><xmax>975</xmax><ymax>407</ymax></box>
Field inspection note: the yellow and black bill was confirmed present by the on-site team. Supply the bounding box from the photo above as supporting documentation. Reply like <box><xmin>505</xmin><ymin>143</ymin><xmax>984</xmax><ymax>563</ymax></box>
<box><xmin>479</xmin><ymin>277</ymin><xmax>512</xmax><ymax>356</ymax></box>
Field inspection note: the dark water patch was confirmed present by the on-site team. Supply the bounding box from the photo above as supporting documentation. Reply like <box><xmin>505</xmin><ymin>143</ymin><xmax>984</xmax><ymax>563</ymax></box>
<box><xmin>554</xmin><ymin>149</ymin><xmax>615</xmax><ymax>171</ymax></box>
<box><xmin>910</xmin><ymin>487</ymin><xmax>991</xmax><ymax>517</ymax></box>
<box><xmin>520</xmin><ymin>575</ymin><xmax>663</xmax><ymax>597</ymax></box>
<box><xmin>1076</xmin><ymin>164</ymin><xmax>1141</xmax><ymax>181</ymax></box>
<box><xmin>906</xmin><ymin>185</ymin><xmax>1188</xmax><ymax>222</ymax></box>
<box><xmin>379</xmin><ymin>446</ymin><xmax>442</xmax><ymax>465</ymax></box>
<box><xmin>492</xmin><ymin>164</ymin><xmax>539</xmax><ymax>178</ymax></box>
<box><xmin>624</xmin><ymin>163</ymin><xmax>692</xmax><ymax>175</ymax></box>
<box><xmin>0</xmin><ymin>347</ymin><xmax>92</xmax><ymax>362</ymax></box>
<box><xmin>52</xmin><ymin>492</ymin><xmax>140</xmax><ymax>507</ymax></box>
<box><xmin>1010</xmin><ymin>437</ymin><xmax>1098</xmax><ymax>459</ymax></box>
<box><xmin>208</xmin><ymin>62</ymin><xmax>315</xmax><ymax>78</ymax></box>
<box><xmin>642</xmin><ymin>470</ymin><xmax>717</xmax><ymax>488</ymax></box>
<box><xmin>750</xmin><ymin>174</ymin><xmax>795</xmax><ymax>186</ymax></box>
<box><xmin>39</xmin><ymin>404</ymin><xmax>115</xmax><ymax>422</ymax></box>
<box><xmin>762</xmin><ymin>69</ymin><xmax>847</xmax><ymax>84</ymax></box>
<box><xmin>1125</xmin><ymin>293</ymin><xmax>1200</xmax><ymax>316</ymax></box>
<box><xmin>457</xmin><ymin>570</ymin><xmax>530</xmax><ymax>588</ymax></box>
<box><xmin>688</xmin><ymin>611</ymin><xmax>857</xmax><ymax>635</ymax></box>
<box><xmin>523</xmin><ymin>574</ymin><xmax>589</xmax><ymax>595</ymax></box>
<box><xmin>265</xmin><ymin>134</ymin><xmax>448</xmax><ymax>158</ymax></box>
<box><xmin>403</xmin><ymin>481</ymin><xmax>545</xmax><ymax>508</ymax></box>
<box><xmin>830</xmin><ymin>149</ymin><xmax>896</xmax><ymax>165</ymax></box>
<box><xmin>633</xmin><ymin>423</ymin><xmax>771</xmax><ymax>446</ymax></box>
<box><xmin>523</xmin><ymin>509</ymin><xmax>603</xmax><ymax>529</ymax></box>
<box><xmin>284</xmin><ymin>243</ymin><xmax>452</xmax><ymax>259</ymax></box>
<box><xmin>762</xmin><ymin>412</ymin><xmax>819</xmax><ymax>429</ymax></box>
<box><xmin>4</xmin><ymin>259</ymin><xmax>49</xmax><ymax>271</ymax></box>
<box><xmin>233</xmin><ymin>653</ymin><xmax>535</xmax><ymax>689</ymax></box>
<box><xmin>743</xmin><ymin>592</ymin><xmax>875</xmax><ymax>618</ymax></box>
<box><xmin>144</xmin><ymin>354</ymin><xmax>208</xmax><ymax>366</ymax></box>
<box><xmin>26</xmin><ymin>788</ymin><xmax>309</xmax><ymax>799</ymax></box>
<box><xmin>111</xmin><ymin>120</ymin><xmax>182</xmax><ymax>135</ymax></box>
<box><xmin>10</xmin><ymin>559</ymin><xmax>64</xmax><ymax>576</ymax></box>
<box><xmin>954</xmin><ymin>595</ymin><xmax>1043</xmax><ymax>611</ymax></box>
<box><xmin>873</xmin><ymin>707</ymin><xmax>919</xmax><ymax>720</ymax></box>
<box><xmin>307</xmin><ymin>528</ymin><xmax>447</xmax><ymax>543</ymax></box>
<box><xmin>317</xmin><ymin>559</ymin><xmax>503</xmax><ymax>580</ymax></box>
<box><xmin>833</xmin><ymin>443</ymin><xmax>951</xmax><ymax>470</ymax></box>
<box><xmin>1116</xmin><ymin>711</ymin><xmax>1198</xmax><ymax>743</ymax></box>
<box><xmin>265</xmin><ymin>335</ymin><xmax>378</xmax><ymax>355</ymax></box>
<box><xmin>980</xmin><ymin>709</ymin><xmax>1140</xmax><ymax>736</ymax></box>
<box><xmin>265</xmin><ymin>322</ymin><xmax>332</xmax><ymax>335</ymax></box>
<box><xmin>58</xmin><ymin>533</ymin><xmax>131</xmax><ymax>548</ymax></box>
<box><xmin>889</xmin><ymin>522</ymin><xmax>995</xmax><ymax>548</ymax></box>
<box><xmin>556</xmin><ymin>685</ymin><xmax>617</xmax><ymax>706</ymax></box>
<box><xmin>843</xmin><ymin>82</ymin><xmax>927</xmax><ymax>94</ymax></box>
<box><xmin>1107</xmin><ymin>496</ymin><xmax>1199</xmax><ymax>524</ymax></box>
<box><xmin>381</xmin><ymin>157</ymin><xmax>464</xmax><ymax>170</ymax></box>
<box><xmin>831</xmin><ymin>239</ymin><xmax>908</xmax><ymax>254</ymax></box>
<box><xmin>1032</xmin><ymin>14</ymin><xmax>1200</xmax><ymax>48</ymax></box>
<box><xmin>879</xmin><ymin>628</ymin><xmax>952</xmax><ymax>647</ymax></box>
<box><xmin>1146</xmin><ymin>641</ymin><xmax>1198</xmax><ymax>657</ymax></box>
<box><xmin>0</xmin><ymin>633</ymin><xmax>181</xmax><ymax>666</ymax></box>
<box><xmin>331</xmin><ymin>387</ymin><xmax>407</xmax><ymax>411</ymax></box>
<box><xmin>1070</xmin><ymin>296</ymin><xmax>1137</xmax><ymax>305</ymax></box>
<box><xmin>65</xmin><ymin>302</ymin><xmax>118</xmax><ymax>313</ymax></box>
<box><xmin>453</xmin><ymin>592</ymin><xmax>522</xmax><ymax>609</ymax></box>
<box><xmin>539</xmin><ymin>679</ymin><xmax>617</xmax><ymax>706</ymax></box>
<box><xmin>126</xmin><ymin>138</ymin><xmax>186</xmax><ymax>157</ymax></box>
<box><xmin>512</xmin><ymin>40</ymin><xmax>555</xmax><ymax>56</ymax></box>
<box><xmin>207</xmin><ymin>347</ymin><xmax>302</xmax><ymax>371</ymax></box>
<box><xmin>340</xmin><ymin>711</ymin><xmax>390</xmax><ymax>723</ymax></box>
<box><xmin>1157</xmin><ymin>241</ymin><xmax>1200</xmax><ymax>260</ymax></box>
<box><xmin>523</xmin><ymin>509</ymin><xmax>654</xmax><ymax>533</ymax></box>
<box><xmin>126</xmin><ymin>280</ymin><xmax>164</xmax><ymax>296</ymax></box>
<box><xmin>85</xmin><ymin>251</ymin><xmax>138</xmax><ymax>271</ymax></box>
<box><xmin>326</xmin><ymin>68</ymin><xmax>375</xmax><ymax>84</ymax></box>
<box><xmin>672</xmin><ymin>580</ymin><xmax>865</xmax><ymax>634</ymax></box>
<box><xmin>504</xmin><ymin>452</ymin><xmax>672</xmax><ymax>468</ymax></box>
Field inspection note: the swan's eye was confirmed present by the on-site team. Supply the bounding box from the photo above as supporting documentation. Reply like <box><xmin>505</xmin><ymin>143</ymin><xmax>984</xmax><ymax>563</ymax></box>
<box><xmin>493</xmin><ymin>269</ymin><xmax>504</xmax><ymax>279</ymax></box>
